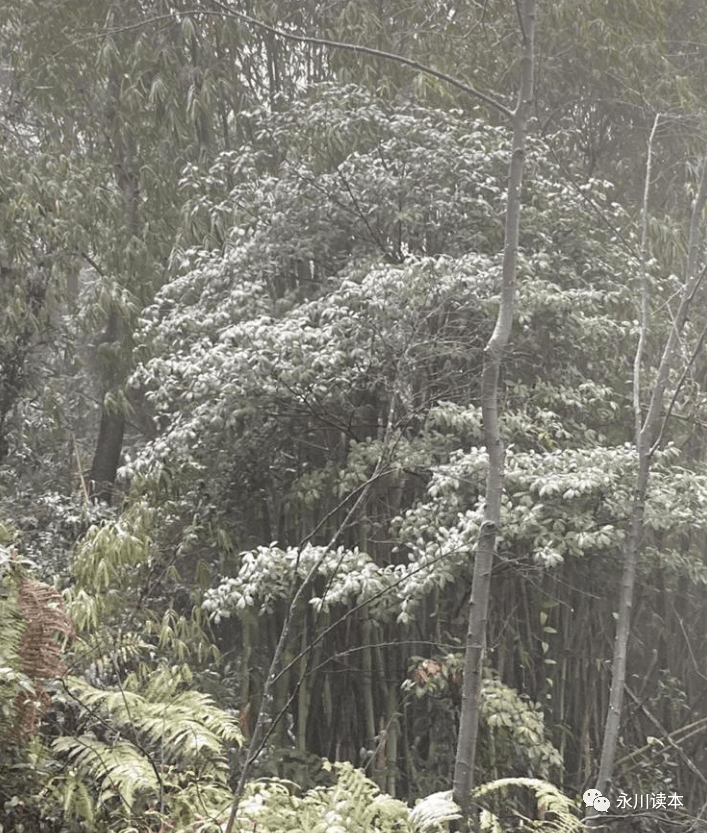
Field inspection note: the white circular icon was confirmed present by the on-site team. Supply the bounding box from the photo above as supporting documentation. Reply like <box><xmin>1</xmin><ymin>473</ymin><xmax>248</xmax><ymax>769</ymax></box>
<box><xmin>593</xmin><ymin>796</ymin><xmax>610</xmax><ymax>812</ymax></box>
<box><xmin>583</xmin><ymin>789</ymin><xmax>602</xmax><ymax>807</ymax></box>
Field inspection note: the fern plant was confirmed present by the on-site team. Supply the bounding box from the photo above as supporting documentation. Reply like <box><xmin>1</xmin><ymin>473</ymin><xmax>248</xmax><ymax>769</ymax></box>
<box><xmin>0</xmin><ymin>543</ymin><xmax>34</xmax><ymax>742</ymax></box>
<box><xmin>0</xmin><ymin>535</ymin><xmax>74</xmax><ymax>741</ymax></box>
<box><xmin>47</xmin><ymin>502</ymin><xmax>244</xmax><ymax>832</ymax></box>
<box><xmin>0</xmin><ymin>530</ymin><xmax>76</xmax><ymax>832</ymax></box>
<box><xmin>51</xmin><ymin>663</ymin><xmax>242</xmax><ymax>831</ymax></box>
<box><xmin>473</xmin><ymin>777</ymin><xmax>582</xmax><ymax>832</ymax></box>
<box><xmin>231</xmin><ymin>766</ymin><xmax>581</xmax><ymax>833</ymax></box>
<box><xmin>235</xmin><ymin>761</ymin><xmax>414</xmax><ymax>833</ymax></box>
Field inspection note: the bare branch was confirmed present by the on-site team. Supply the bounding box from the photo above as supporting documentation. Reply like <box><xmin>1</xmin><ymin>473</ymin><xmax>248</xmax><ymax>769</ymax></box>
<box><xmin>651</xmin><ymin>287</ymin><xmax>707</xmax><ymax>454</ymax></box>
<box><xmin>48</xmin><ymin>6</ymin><xmax>513</xmax><ymax>117</ymax></box>
<box><xmin>46</xmin><ymin>6</ymin><xmax>508</xmax><ymax>118</ymax></box>
<box><xmin>634</xmin><ymin>114</ymin><xmax>661</xmax><ymax>441</ymax></box>
<box><xmin>513</xmin><ymin>0</ymin><xmax>527</xmax><ymax>42</ymax></box>
<box><xmin>213</xmin><ymin>1</ymin><xmax>514</xmax><ymax>118</ymax></box>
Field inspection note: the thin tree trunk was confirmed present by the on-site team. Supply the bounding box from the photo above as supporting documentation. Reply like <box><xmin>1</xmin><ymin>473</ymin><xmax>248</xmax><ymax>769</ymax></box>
<box><xmin>0</xmin><ymin>269</ymin><xmax>50</xmax><ymax>464</ymax></box>
<box><xmin>88</xmin><ymin>408</ymin><xmax>125</xmax><ymax>504</ymax></box>
<box><xmin>452</xmin><ymin>1</ymin><xmax>537</xmax><ymax>828</ymax></box>
<box><xmin>87</xmin><ymin>5</ymin><xmax>141</xmax><ymax>504</ymax></box>
<box><xmin>589</xmin><ymin>129</ymin><xmax>707</xmax><ymax>821</ymax></box>
<box><xmin>87</xmin><ymin>304</ymin><xmax>125</xmax><ymax>505</ymax></box>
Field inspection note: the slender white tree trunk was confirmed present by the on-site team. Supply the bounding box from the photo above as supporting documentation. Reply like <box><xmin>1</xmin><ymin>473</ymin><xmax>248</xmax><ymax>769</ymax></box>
<box><xmin>589</xmin><ymin>129</ymin><xmax>707</xmax><ymax>823</ymax></box>
<box><xmin>452</xmin><ymin>2</ymin><xmax>537</xmax><ymax>828</ymax></box>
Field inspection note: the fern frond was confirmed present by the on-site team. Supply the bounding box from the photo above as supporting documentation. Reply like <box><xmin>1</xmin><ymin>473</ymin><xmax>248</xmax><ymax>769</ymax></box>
<box><xmin>65</xmin><ymin>672</ymin><xmax>241</xmax><ymax>766</ymax></box>
<box><xmin>473</xmin><ymin>777</ymin><xmax>582</xmax><ymax>833</ymax></box>
<box><xmin>50</xmin><ymin>770</ymin><xmax>96</xmax><ymax>826</ymax></box>
<box><xmin>71</xmin><ymin>625</ymin><xmax>149</xmax><ymax>676</ymax></box>
<box><xmin>53</xmin><ymin>735</ymin><xmax>160</xmax><ymax>814</ymax></box>
<box><xmin>409</xmin><ymin>790</ymin><xmax>462</xmax><ymax>832</ymax></box>
<box><xmin>0</xmin><ymin>572</ymin><xmax>75</xmax><ymax>739</ymax></box>
<box><xmin>0</xmin><ymin>565</ymin><xmax>29</xmax><ymax>740</ymax></box>
<box><xmin>479</xmin><ymin>809</ymin><xmax>503</xmax><ymax>832</ymax></box>
<box><xmin>239</xmin><ymin>763</ymin><xmax>414</xmax><ymax>832</ymax></box>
